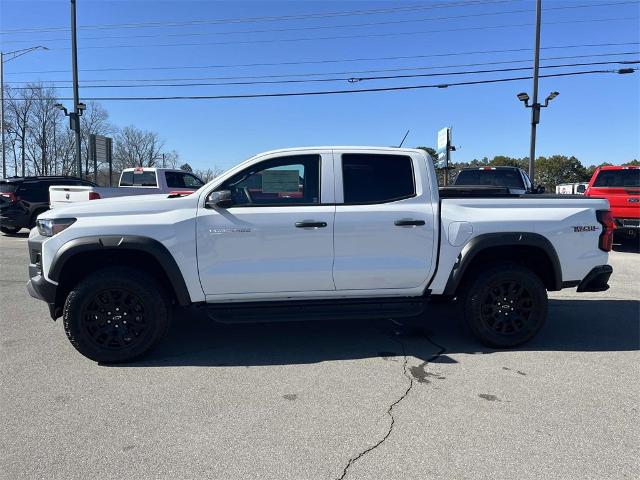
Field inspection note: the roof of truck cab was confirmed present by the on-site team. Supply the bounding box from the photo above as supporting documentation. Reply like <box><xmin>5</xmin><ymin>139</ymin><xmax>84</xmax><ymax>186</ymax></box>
<box><xmin>250</xmin><ymin>146</ymin><xmax>429</xmax><ymax>157</ymax></box>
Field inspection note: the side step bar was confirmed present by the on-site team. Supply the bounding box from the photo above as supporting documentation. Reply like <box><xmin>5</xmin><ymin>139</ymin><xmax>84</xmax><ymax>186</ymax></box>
<box><xmin>200</xmin><ymin>297</ymin><xmax>428</xmax><ymax>324</ymax></box>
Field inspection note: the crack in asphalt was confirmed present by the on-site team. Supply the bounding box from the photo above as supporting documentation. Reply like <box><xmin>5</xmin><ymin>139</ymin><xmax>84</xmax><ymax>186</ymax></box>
<box><xmin>335</xmin><ymin>321</ymin><xmax>447</xmax><ymax>480</ymax></box>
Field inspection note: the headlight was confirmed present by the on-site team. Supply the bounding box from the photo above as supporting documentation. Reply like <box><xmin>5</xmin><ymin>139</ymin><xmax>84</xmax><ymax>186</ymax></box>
<box><xmin>37</xmin><ymin>218</ymin><xmax>76</xmax><ymax>237</ymax></box>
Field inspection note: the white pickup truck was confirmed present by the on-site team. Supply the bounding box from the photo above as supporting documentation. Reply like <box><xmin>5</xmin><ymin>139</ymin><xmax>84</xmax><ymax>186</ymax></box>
<box><xmin>48</xmin><ymin>167</ymin><xmax>205</xmax><ymax>208</ymax></box>
<box><xmin>27</xmin><ymin>147</ymin><xmax>614</xmax><ymax>363</ymax></box>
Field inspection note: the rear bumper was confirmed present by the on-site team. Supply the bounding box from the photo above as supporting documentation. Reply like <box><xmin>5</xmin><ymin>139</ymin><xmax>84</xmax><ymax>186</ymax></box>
<box><xmin>614</xmin><ymin>218</ymin><xmax>640</xmax><ymax>236</ymax></box>
<box><xmin>0</xmin><ymin>206</ymin><xmax>29</xmax><ymax>229</ymax></box>
<box><xmin>576</xmin><ymin>265</ymin><xmax>613</xmax><ymax>293</ymax></box>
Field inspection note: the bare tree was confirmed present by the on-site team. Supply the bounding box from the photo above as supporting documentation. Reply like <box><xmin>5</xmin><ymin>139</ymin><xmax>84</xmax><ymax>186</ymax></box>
<box><xmin>80</xmin><ymin>102</ymin><xmax>113</xmax><ymax>177</ymax></box>
<box><xmin>24</xmin><ymin>84</ymin><xmax>59</xmax><ymax>176</ymax></box>
<box><xmin>113</xmin><ymin>125</ymin><xmax>166</xmax><ymax>170</ymax></box>
<box><xmin>193</xmin><ymin>166</ymin><xmax>225</xmax><ymax>183</ymax></box>
<box><xmin>4</xmin><ymin>84</ymin><xmax>36</xmax><ymax>176</ymax></box>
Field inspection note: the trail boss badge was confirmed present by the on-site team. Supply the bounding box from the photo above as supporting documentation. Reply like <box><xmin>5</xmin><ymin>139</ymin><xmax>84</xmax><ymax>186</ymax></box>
<box><xmin>573</xmin><ymin>225</ymin><xmax>598</xmax><ymax>232</ymax></box>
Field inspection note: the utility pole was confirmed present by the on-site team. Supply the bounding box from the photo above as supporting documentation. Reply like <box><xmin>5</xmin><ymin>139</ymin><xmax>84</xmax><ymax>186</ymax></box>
<box><xmin>528</xmin><ymin>0</ymin><xmax>542</xmax><ymax>183</ymax></box>
<box><xmin>70</xmin><ymin>0</ymin><xmax>82</xmax><ymax>178</ymax></box>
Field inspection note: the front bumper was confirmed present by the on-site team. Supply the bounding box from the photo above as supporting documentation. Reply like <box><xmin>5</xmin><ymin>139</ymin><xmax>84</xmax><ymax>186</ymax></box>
<box><xmin>576</xmin><ymin>265</ymin><xmax>613</xmax><ymax>293</ymax></box>
<box><xmin>26</xmin><ymin>234</ymin><xmax>60</xmax><ymax>319</ymax></box>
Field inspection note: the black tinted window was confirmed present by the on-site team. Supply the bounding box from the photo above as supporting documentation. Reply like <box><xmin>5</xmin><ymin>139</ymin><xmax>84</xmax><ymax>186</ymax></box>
<box><xmin>455</xmin><ymin>169</ymin><xmax>524</xmax><ymax>188</ymax></box>
<box><xmin>220</xmin><ymin>155</ymin><xmax>320</xmax><ymax>206</ymax></box>
<box><xmin>593</xmin><ymin>169</ymin><xmax>640</xmax><ymax>187</ymax></box>
<box><xmin>165</xmin><ymin>171</ymin><xmax>204</xmax><ymax>189</ymax></box>
<box><xmin>342</xmin><ymin>154</ymin><xmax>415</xmax><ymax>204</ymax></box>
<box><xmin>0</xmin><ymin>182</ymin><xmax>17</xmax><ymax>193</ymax></box>
<box><xmin>16</xmin><ymin>182</ymin><xmax>48</xmax><ymax>202</ymax></box>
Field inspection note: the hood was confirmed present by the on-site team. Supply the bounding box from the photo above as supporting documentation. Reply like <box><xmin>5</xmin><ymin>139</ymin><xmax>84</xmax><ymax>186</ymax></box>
<box><xmin>43</xmin><ymin>193</ymin><xmax>199</xmax><ymax>219</ymax></box>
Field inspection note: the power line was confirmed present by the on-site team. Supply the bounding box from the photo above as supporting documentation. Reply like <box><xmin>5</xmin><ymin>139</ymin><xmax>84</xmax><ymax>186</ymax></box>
<box><xmin>0</xmin><ymin>0</ymin><xmax>521</xmax><ymax>35</ymax></box>
<box><xmin>11</xmin><ymin>69</ymin><xmax>637</xmax><ymax>101</ymax></box>
<box><xmin>9</xmin><ymin>59</ymin><xmax>639</xmax><ymax>89</ymax></box>
<box><xmin>43</xmin><ymin>16</ymin><xmax>638</xmax><ymax>51</ymax></box>
<box><xmin>8</xmin><ymin>42</ymin><xmax>638</xmax><ymax>75</ymax></box>
<box><xmin>3</xmin><ymin>1</ymin><xmax>636</xmax><ymax>44</ymax></box>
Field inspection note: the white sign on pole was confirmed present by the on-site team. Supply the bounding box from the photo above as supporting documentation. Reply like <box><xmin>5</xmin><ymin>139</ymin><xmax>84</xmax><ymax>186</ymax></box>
<box><xmin>437</xmin><ymin>128</ymin><xmax>448</xmax><ymax>154</ymax></box>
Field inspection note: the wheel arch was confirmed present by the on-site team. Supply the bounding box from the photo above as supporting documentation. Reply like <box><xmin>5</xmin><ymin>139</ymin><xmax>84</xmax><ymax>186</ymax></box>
<box><xmin>49</xmin><ymin>235</ymin><xmax>191</xmax><ymax>315</ymax></box>
<box><xmin>443</xmin><ymin>232</ymin><xmax>562</xmax><ymax>296</ymax></box>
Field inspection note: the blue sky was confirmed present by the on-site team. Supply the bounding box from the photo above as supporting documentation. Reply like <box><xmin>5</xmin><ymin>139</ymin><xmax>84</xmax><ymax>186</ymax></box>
<box><xmin>2</xmin><ymin>0</ymin><xmax>639</xmax><ymax>170</ymax></box>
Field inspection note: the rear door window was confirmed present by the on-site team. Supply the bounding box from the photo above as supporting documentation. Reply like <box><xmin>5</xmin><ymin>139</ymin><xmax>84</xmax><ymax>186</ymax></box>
<box><xmin>165</xmin><ymin>171</ymin><xmax>205</xmax><ymax>189</ymax></box>
<box><xmin>341</xmin><ymin>154</ymin><xmax>415</xmax><ymax>204</ymax></box>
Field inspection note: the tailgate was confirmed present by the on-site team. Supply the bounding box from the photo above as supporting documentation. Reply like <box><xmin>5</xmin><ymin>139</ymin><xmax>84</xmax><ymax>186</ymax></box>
<box><xmin>588</xmin><ymin>187</ymin><xmax>640</xmax><ymax>219</ymax></box>
<box><xmin>49</xmin><ymin>185</ymin><xmax>93</xmax><ymax>208</ymax></box>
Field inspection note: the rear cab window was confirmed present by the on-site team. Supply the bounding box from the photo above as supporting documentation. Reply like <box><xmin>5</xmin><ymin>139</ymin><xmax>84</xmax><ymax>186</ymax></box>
<box><xmin>120</xmin><ymin>170</ymin><xmax>158</xmax><ymax>187</ymax></box>
<box><xmin>341</xmin><ymin>153</ymin><xmax>415</xmax><ymax>204</ymax></box>
<box><xmin>593</xmin><ymin>169</ymin><xmax>640</xmax><ymax>188</ymax></box>
<box><xmin>455</xmin><ymin>169</ymin><xmax>524</xmax><ymax>189</ymax></box>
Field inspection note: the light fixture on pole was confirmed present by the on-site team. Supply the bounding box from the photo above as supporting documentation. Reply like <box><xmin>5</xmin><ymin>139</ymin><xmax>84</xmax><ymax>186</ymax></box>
<box><xmin>1</xmin><ymin>46</ymin><xmax>48</xmax><ymax>179</ymax></box>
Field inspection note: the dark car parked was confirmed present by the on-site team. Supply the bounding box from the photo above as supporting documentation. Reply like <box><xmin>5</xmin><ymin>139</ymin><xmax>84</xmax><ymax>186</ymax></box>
<box><xmin>0</xmin><ymin>176</ymin><xmax>96</xmax><ymax>235</ymax></box>
<box><xmin>454</xmin><ymin>166</ymin><xmax>544</xmax><ymax>194</ymax></box>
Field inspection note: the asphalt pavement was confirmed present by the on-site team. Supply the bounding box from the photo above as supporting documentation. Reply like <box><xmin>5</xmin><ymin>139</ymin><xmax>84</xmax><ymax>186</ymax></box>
<box><xmin>1</xmin><ymin>232</ymin><xmax>638</xmax><ymax>480</ymax></box>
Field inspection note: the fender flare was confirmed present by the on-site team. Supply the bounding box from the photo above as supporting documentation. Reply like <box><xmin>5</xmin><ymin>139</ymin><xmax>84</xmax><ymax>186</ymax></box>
<box><xmin>49</xmin><ymin>235</ymin><xmax>191</xmax><ymax>306</ymax></box>
<box><xmin>443</xmin><ymin>232</ymin><xmax>562</xmax><ymax>295</ymax></box>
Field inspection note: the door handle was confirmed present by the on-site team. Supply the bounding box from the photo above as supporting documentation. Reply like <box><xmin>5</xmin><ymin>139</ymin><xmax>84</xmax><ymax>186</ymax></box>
<box><xmin>295</xmin><ymin>221</ymin><xmax>327</xmax><ymax>228</ymax></box>
<box><xmin>394</xmin><ymin>219</ymin><xmax>425</xmax><ymax>227</ymax></box>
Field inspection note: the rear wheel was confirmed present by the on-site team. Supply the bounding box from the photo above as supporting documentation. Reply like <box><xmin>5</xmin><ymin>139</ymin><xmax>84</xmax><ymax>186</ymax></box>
<box><xmin>63</xmin><ymin>267</ymin><xmax>170</xmax><ymax>363</ymax></box>
<box><xmin>0</xmin><ymin>226</ymin><xmax>21</xmax><ymax>235</ymax></box>
<box><xmin>463</xmin><ymin>264</ymin><xmax>547</xmax><ymax>348</ymax></box>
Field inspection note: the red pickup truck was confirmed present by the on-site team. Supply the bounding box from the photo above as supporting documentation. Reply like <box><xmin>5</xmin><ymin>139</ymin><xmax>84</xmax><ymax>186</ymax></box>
<box><xmin>585</xmin><ymin>165</ymin><xmax>640</xmax><ymax>241</ymax></box>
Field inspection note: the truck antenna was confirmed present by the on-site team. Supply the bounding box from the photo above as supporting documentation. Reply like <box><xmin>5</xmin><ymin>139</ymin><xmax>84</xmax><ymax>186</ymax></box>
<box><xmin>398</xmin><ymin>130</ymin><xmax>410</xmax><ymax>148</ymax></box>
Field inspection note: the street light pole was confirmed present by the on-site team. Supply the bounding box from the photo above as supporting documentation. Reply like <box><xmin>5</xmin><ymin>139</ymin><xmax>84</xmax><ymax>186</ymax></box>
<box><xmin>528</xmin><ymin>0</ymin><xmax>542</xmax><ymax>183</ymax></box>
<box><xmin>70</xmin><ymin>0</ymin><xmax>82</xmax><ymax>178</ymax></box>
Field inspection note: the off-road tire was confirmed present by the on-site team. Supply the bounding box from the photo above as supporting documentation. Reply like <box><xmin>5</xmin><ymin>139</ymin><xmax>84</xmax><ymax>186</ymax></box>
<box><xmin>63</xmin><ymin>267</ymin><xmax>170</xmax><ymax>363</ymax></box>
<box><xmin>463</xmin><ymin>263</ymin><xmax>547</xmax><ymax>348</ymax></box>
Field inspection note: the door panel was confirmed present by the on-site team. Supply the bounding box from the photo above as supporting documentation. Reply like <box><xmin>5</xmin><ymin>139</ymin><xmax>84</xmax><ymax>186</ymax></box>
<box><xmin>332</xmin><ymin>152</ymin><xmax>436</xmax><ymax>290</ymax></box>
<box><xmin>333</xmin><ymin>202</ymin><xmax>434</xmax><ymax>289</ymax></box>
<box><xmin>197</xmin><ymin>206</ymin><xmax>336</xmax><ymax>295</ymax></box>
<box><xmin>196</xmin><ymin>152</ymin><xmax>336</xmax><ymax>296</ymax></box>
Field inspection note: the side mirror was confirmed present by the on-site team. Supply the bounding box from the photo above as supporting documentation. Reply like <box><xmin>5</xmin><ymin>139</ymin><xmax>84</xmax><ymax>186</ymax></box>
<box><xmin>205</xmin><ymin>190</ymin><xmax>233</xmax><ymax>209</ymax></box>
<box><xmin>536</xmin><ymin>185</ymin><xmax>546</xmax><ymax>194</ymax></box>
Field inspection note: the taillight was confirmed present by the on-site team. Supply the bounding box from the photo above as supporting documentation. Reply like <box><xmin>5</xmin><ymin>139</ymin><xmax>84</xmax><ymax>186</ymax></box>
<box><xmin>596</xmin><ymin>210</ymin><xmax>615</xmax><ymax>252</ymax></box>
<box><xmin>0</xmin><ymin>192</ymin><xmax>19</xmax><ymax>203</ymax></box>
<box><xmin>88</xmin><ymin>192</ymin><xmax>101</xmax><ymax>200</ymax></box>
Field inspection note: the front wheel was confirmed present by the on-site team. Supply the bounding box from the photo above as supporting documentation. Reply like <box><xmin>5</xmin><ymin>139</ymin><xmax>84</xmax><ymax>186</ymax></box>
<box><xmin>63</xmin><ymin>267</ymin><xmax>170</xmax><ymax>363</ymax></box>
<box><xmin>463</xmin><ymin>264</ymin><xmax>547</xmax><ymax>348</ymax></box>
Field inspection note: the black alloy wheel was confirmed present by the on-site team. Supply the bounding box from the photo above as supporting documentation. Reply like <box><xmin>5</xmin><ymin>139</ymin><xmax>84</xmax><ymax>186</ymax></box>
<box><xmin>463</xmin><ymin>264</ymin><xmax>547</xmax><ymax>348</ymax></box>
<box><xmin>63</xmin><ymin>267</ymin><xmax>170</xmax><ymax>363</ymax></box>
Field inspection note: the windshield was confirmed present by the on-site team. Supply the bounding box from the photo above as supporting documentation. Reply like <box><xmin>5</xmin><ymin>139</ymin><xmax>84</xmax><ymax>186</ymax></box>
<box><xmin>593</xmin><ymin>169</ymin><xmax>640</xmax><ymax>188</ymax></box>
<box><xmin>455</xmin><ymin>169</ymin><xmax>524</xmax><ymax>188</ymax></box>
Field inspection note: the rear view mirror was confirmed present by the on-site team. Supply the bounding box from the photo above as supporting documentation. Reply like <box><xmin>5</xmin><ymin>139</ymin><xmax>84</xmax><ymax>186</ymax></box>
<box><xmin>205</xmin><ymin>190</ymin><xmax>233</xmax><ymax>209</ymax></box>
